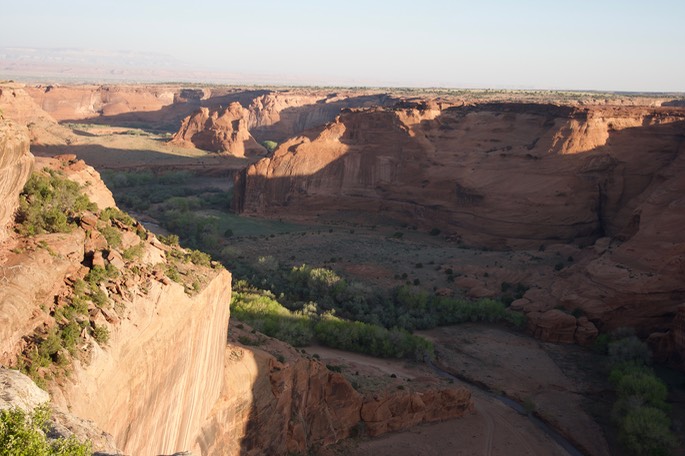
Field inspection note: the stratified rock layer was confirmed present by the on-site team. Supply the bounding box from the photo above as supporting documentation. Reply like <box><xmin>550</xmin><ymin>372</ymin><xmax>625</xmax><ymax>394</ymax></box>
<box><xmin>55</xmin><ymin>270</ymin><xmax>232</xmax><ymax>456</ymax></box>
<box><xmin>171</xmin><ymin>104</ymin><xmax>266</xmax><ymax>157</ymax></box>
<box><xmin>198</xmin><ymin>344</ymin><xmax>473</xmax><ymax>456</ymax></box>
<box><xmin>0</xmin><ymin>121</ymin><xmax>33</xmax><ymax>239</ymax></box>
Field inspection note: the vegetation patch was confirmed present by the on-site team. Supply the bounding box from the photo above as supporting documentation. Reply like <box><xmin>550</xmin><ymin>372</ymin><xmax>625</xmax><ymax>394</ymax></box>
<box><xmin>605</xmin><ymin>331</ymin><xmax>678</xmax><ymax>455</ymax></box>
<box><xmin>0</xmin><ymin>406</ymin><xmax>91</xmax><ymax>456</ymax></box>
<box><xmin>231</xmin><ymin>282</ymin><xmax>433</xmax><ymax>359</ymax></box>
<box><xmin>15</xmin><ymin>169</ymin><xmax>96</xmax><ymax>235</ymax></box>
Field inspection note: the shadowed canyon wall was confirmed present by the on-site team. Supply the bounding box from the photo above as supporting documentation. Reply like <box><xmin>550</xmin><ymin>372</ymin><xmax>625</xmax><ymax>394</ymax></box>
<box><xmin>235</xmin><ymin>102</ymin><xmax>685</xmax><ymax>348</ymax></box>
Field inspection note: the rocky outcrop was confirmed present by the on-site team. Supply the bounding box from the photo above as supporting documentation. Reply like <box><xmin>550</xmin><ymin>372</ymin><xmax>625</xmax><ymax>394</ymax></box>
<box><xmin>171</xmin><ymin>104</ymin><xmax>266</xmax><ymax>157</ymax></box>
<box><xmin>0</xmin><ymin>132</ymin><xmax>233</xmax><ymax>454</ymax></box>
<box><xmin>37</xmin><ymin>154</ymin><xmax>116</xmax><ymax>210</ymax></box>
<box><xmin>0</xmin><ymin>84</ymin><xmax>74</xmax><ymax>145</ymax></box>
<box><xmin>198</xmin><ymin>344</ymin><xmax>473</xmax><ymax>456</ymax></box>
<box><xmin>0</xmin><ymin>368</ymin><xmax>50</xmax><ymax>411</ymax></box>
<box><xmin>25</xmin><ymin>84</ymin><xmax>176</xmax><ymax>121</ymax></box>
<box><xmin>0</xmin><ymin>121</ymin><xmax>33</xmax><ymax>239</ymax></box>
<box><xmin>360</xmin><ymin>387</ymin><xmax>473</xmax><ymax>437</ymax></box>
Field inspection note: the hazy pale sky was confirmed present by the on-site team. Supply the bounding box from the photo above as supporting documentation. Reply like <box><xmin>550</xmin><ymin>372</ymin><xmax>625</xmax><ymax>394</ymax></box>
<box><xmin>2</xmin><ymin>0</ymin><xmax>684</xmax><ymax>91</ymax></box>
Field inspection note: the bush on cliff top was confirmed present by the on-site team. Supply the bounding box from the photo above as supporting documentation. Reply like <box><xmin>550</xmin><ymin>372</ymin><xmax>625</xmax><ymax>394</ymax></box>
<box><xmin>0</xmin><ymin>405</ymin><xmax>91</xmax><ymax>456</ymax></box>
<box><xmin>15</xmin><ymin>170</ymin><xmax>96</xmax><ymax>235</ymax></box>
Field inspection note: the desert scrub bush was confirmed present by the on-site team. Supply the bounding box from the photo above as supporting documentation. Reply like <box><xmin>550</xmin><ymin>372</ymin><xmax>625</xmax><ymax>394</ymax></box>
<box><xmin>122</xmin><ymin>243</ymin><xmax>144</xmax><ymax>261</ymax></box>
<box><xmin>91</xmin><ymin>324</ymin><xmax>110</xmax><ymax>345</ymax></box>
<box><xmin>261</xmin><ymin>140</ymin><xmax>278</xmax><ymax>152</ymax></box>
<box><xmin>231</xmin><ymin>290</ymin><xmax>313</xmax><ymax>347</ymax></box>
<box><xmin>99</xmin><ymin>207</ymin><xmax>133</xmax><ymax>226</ymax></box>
<box><xmin>85</xmin><ymin>264</ymin><xmax>119</xmax><ymax>286</ymax></box>
<box><xmin>189</xmin><ymin>249</ymin><xmax>212</xmax><ymax>267</ymax></box>
<box><xmin>0</xmin><ymin>405</ymin><xmax>91</xmax><ymax>456</ymax></box>
<box><xmin>15</xmin><ymin>170</ymin><xmax>96</xmax><ymax>235</ymax></box>
<box><xmin>159</xmin><ymin>234</ymin><xmax>179</xmax><ymax>246</ymax></box>
<box><xmin>165</xmin><ymin>264</ymin><xmax>182</xmax><ymax>283</ymax></box>
<box><xmin>99</xmin><ymin>226</ymin><xmax>122</xmax><ymax>249</ymax></box>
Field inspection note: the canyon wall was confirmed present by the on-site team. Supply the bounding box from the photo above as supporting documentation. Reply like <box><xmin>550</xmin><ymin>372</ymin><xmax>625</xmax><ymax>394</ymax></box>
<box><xmin>0</xmin><ymin>121</ymin><xmax>33</xmax><ymax>239</ymax></box>
<box><xmin>54</xmin><ymin>270</ymin><xmax>231</xmax><ymax>455</ymax></box>
<box><xmin>235</xmin><ymin>102</ymin><xmax>685</xmax><ymax>344</ymax></box>
<box><xmin>237</xmin><ymin>103</ymin><xmax>685</xmax><ymax>245</ymax></box>
<box><xmin>171</xmin><ymin>104</ymin><xmax>267</xmax><ymax>157</ymax></box>
<box><xmin>0</xmin><ymin>125</ymin><xmax>234</xmax><ymax>454</ymax></box>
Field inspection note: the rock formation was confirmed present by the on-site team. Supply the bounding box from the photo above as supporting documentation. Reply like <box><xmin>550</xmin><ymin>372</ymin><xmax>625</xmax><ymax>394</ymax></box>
<box><xmin>0</xmin><ymin>83</ymin><xmax>74</xmax><ymax>145</ymax></box>
<box><xmin>245</xmin><ymin>91</ymin><xmax>397</xmax><ymax>142</ymax></box>
<box><xmin>0</xmin><ymin>121</ymin><xmax>33</xmax><ymax>238</ymax></box>
<box><xmin>0</xmin><ymin>126</ymin><xmax>234</xmax><ymax>454</ymax></box>
<box><xmin>171</xmin><ymin>103</ymin><xmax>266</xmax><ymax>157</ymax></box>
<box><xmin>198</xmin><ymin>340</ymin><xmax>473</xmax><ymax>455</ymax></box>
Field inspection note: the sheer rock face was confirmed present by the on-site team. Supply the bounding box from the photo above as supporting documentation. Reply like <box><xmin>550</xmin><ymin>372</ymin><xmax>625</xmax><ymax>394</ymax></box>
<box><xmin>54</xmin><ymin>270</ymin><xmax>232</xmax><ymax>456</ymax></box>
<box><xmin>197</xmin><ymin>345</ymin><xmax>473</xmax><ymax>456</ymax></box>
<box><xmin>245</xmin><ymin>92</ymin><xmax>397</xmax><ymax>142</ymax></box>
<box><xmin>0</xmin><ymin>121</ymin><xmax>33</xmax><ymax>240</ymax></box>
<box><xmin>25</xmin><ymin>84</ymin><xmax>177</xmax><ymax>121</ymax></box>
<box><xmin>171</xmin><ymin>104</ymin><xmax>267</xmax><ymax>157</ymax></box>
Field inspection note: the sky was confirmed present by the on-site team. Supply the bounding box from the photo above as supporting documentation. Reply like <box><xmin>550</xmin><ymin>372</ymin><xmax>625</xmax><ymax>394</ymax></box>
<box><xmin>1</xmin><ymin>0</ymin><xmax>684</xmax><ymax>91</ymax></box>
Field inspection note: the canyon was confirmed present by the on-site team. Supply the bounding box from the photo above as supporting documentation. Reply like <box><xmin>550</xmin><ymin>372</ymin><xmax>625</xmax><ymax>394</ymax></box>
<box><xmin>234</xmin><ymin>101</ymin><xmax>685</xmax><ymax>357</ymax></box>
<box><xmin>1</xmin><ymin>82</ymin><xmax>684</xmax><ymax>455</ymax></box>
<box><xmin>0</xmin><ymin>85</ymin><xmax>477</xmax><ymax>455</ymax></box>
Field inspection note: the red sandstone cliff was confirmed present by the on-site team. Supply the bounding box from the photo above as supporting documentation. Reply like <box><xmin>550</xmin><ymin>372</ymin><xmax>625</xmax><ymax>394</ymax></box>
<box><xmin>197</xmin><ymin>336</ymin><xmax>473</xmax><ymax>456</ymax></box>
<box><xmin>234</xmin><ymin>102</ymin><xmax>685</xmax><ymax>349</ymax></box>
<box><xmin>171</xmin><ymin>103</ymin><xmax>266</xmax><ymax>157</ymax></box>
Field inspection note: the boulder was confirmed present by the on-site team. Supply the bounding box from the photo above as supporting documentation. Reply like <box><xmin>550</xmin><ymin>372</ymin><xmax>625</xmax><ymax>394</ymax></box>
<box><xmin>528</xmin><ymin>309</ymin><xmax>577</xmax><ymax>344</ymax></box>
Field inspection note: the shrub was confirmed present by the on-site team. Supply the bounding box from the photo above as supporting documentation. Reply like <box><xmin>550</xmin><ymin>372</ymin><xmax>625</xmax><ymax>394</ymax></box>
<box><xmin>100</xmin><ymin>226</ymin><xmax>122</xmax><ymax>249</ymax></box>
<box><xmin>261</xmin><ymin>140</ymin><xmax>278</xmax><ymax>153</ymax></box>
<box><xmin>314</xmin><ymin>316</ymin><xmax>433</xmax><ymax>360</ymax></box>
<box><xmin>609</xmin><ymin>336</ymin><xmax>652</xmax><ymax>365</ymax></box>
<box><xmin>619</xmin><ymin>406</ymin><xmax>677</xmax><ymax>456</ymax></box>
<box><xmin>123</xmin><ymin>243</ymin><xmax>144</xmax><ymax>261</ymax></box>
<box><xmin>99</xmin><ymin>207</ymin><xmax>133</xmax><ymax>226</ymax></box>
<box><xmin>189</xmin><ymin>249</ymin><xmax>212</xmax><ymax>267</ymax></box>
<box><xmin>16</xmin><ymin>171</ymin><xmax>95</xmax><ymax>235</ymax></box>
<box><xmin>159</xmin><ymin>234</ymin><xmax>179</xmax><ymax>246</ymax></box>
<box><xmin>607</xmin><ymin>335</ymin><xmax>678</xmax><ymax>455</ymax></box>
<box><xmin>92</xmin><ymin>325</ymin><xmax>110</xmax><ymax>345</ymax></box>
<box><xmin>0</xmin><ymin>405</ymin><xmax>91</xmax><ymax>456</ymax></box>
